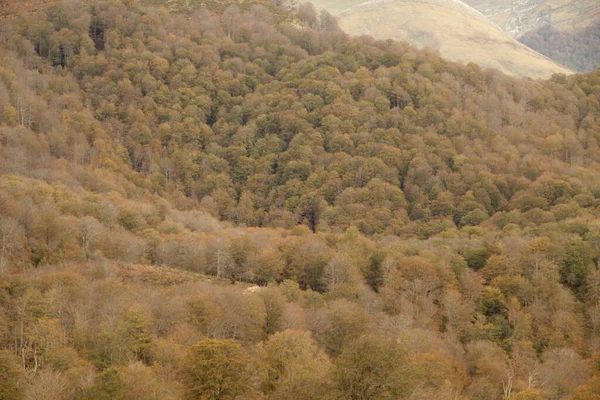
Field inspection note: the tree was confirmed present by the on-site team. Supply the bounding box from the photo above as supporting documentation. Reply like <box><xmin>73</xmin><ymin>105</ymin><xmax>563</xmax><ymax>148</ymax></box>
<box><xmin>253</xmin><ymin>247</ymin><xmax>285</xmax><ymax>285</ymax></box>
<box><xmin>560</xmin><ymin>236</ymin><xmax>593</xmax><ymax>296</ymax></box>
<box><xmin>118</xmin><ymin>307</ymin><xmax>152</xmax><ymax>362</ymax></box>
<box><xmin>23</xmin><ymin>369</ymin><xmax>71</xmax><ymax>400</ymax></box>
<box><xmin>297</xmin><ymin>3</ymin><xmax>318</xmax><ymax>28</ymax></box>
<box><xmin>223</xmin><ymin>6</ymin><xmax>241</xmax><ymax>39</ymax></box>
<box><xmin>465</xmin><ymin>341</ymin><xmax>509</xmax><ymax>400</ymax></box>
<box><xmin>259</xmin><ymin>330</ymin><xmax>331</xmax><ymax>399</ymax></box>
<box><xmin>2</xmin><ymin>107</ymin><xmax>18</xmax><ymax>127</ymax></box>
<box><xmin>79</xmin><ymin>216</ymin><xmax>103</xmax><ymax>258</ymax></box>
<box><xmin>298</xmin><ymin>193</ymin><xmax>325</xmax><ymax>233</ymax></box>
<box><xmin>0</xmin><ymin>216</ymin><xmax>24</xmax><ymax>271</ymax></box>
<box><xmin>0</xmin><ymin>350</ymin><xmax>22</xmax><ymax>400</ymax></box>
<box><xmin>319</xmin><ymin>10</ymin><xmax>340</xmax><ymax>32</ymax></box>
<box><xmin>333</xmin><ymin>335</ymin><xmax>415</xmax><ymax>400</ymax></box>
<box><xmin>84</xmin><ymin>368</ymin><xmax>126</xmax><ymax>400</ymax></box>
<box><xmin>539</xmin><ymin>348</ymin><xmax>589</xmax><ymax>399</ymax></box>
<box><xmin>49</xmin><ymin>28</ymin><xmax>79</xmax><ymax>67</ymax></box>
<box><xmin>323</xmin><ymin>253</ymin><xmax>361</xmax><ymax>293</ymax></box>
<box><xmin>309</xmin><ymin>299</ymin><xmax>368</xmax><ymax>356</ymax></box>
<box><xmin>182</xmin><ymin>339</ymin><xmax>250</xmax><ymax>400</ymax></box>
<box><xmin>259</xmin><ymin>286</ymin><xmax>286</xmax><ymax>336</ymax></box>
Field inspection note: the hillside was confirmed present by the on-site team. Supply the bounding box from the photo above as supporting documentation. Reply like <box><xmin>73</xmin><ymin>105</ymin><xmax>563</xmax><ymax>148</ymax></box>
<box><xmin>462</xmin><ymin>0</ymin><xmax>600</xmax><ymax>38</ymax></box>
<box><xmin>0</xmin><ymin>0</ymin><xmax>60</xmax><ymax>17</ymax></box>
<box><xmin>300</xmin><ymin>0</ymin><xmax>365</xmax><ymax>15</ymax></box>
<box><xmin>520</xmin><ymin>23</ymin><xmax>600</xmax><ymax>73</ymax></box>
<box><xmin>319</xmin><ymin>0</ymin><xmax>572</xmax><ymax>79</ymax></box>
<box><xmin>462</xmin><ymin>0</ymin><xmax>600</xmax><ymax>72</ymax></box>
<box><xmin>0</xmin><ymin>0</ymin><xmax>286</xmax><ymax>17</ymax></box>
<box><xmin>1</xmin><ymin>0</ymin><xmax>600</xmax><ymax>399</ymax></box>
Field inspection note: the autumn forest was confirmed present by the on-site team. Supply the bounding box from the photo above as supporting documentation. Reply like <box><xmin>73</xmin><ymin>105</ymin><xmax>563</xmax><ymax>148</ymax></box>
<box><xmin>0</xmin><ymin>0</ymin><xmax>600</xmax><ymax>399</ymax></box>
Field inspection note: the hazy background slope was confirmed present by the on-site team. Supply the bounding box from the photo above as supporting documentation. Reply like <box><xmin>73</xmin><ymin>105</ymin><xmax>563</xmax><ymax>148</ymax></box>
<box><xmin>462</xmin><ymin>0</ymin><xmax>600</xmax><ymax>38</ymax></box>
<box><xmin>462</xmin><ymin>0</ymin><xmax>600</xmax><ymax>72</ymax></box>
<box><xmin>520</xmin><ymin>23</ymin><xmax>600</xmax><ymax>73</ymax></box>
<box><xmin>309</xmin><ymin>0</ymin><xmax>572</xmax><ymax>79</ymax></box>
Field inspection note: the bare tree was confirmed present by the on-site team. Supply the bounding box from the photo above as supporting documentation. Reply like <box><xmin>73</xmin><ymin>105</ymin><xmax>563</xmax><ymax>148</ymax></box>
<box><xmin>79</xmin><ymin>216</ymin><xmax>103</xmax><ymax>258</ymax></box>
<box><xmin>223</xmin><ymin>6</ymin><xmax>241</xmax><ymax>39</ymax></box>
<box><xmin>297</xmin><ymin>3</ymin><xmax>318</xmax><ymax>28</ymax></box>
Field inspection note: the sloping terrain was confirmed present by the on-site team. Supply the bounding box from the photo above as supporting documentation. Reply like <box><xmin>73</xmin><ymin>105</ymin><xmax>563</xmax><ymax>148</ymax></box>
<box><xmin>0</xmin><ymin>0</ymin><xmax>60</xmax><ymax>17</ymax></box>
<box><xmin>301</xmin><ymin>0</ymin><xmax>365</xmax><ymax>15</ymax></box>
<box><xmin>0</xmin><ymin>0</ymin><xmax>577</xmax><ymax>77</ymax></box>
<box><xmin>0</xmin><ymin>0</ymin><xmax>284</xmax><ymax>17</ymax></box>
<box><xmin>520</xmin><ymin>23</ymin><xmax>600</xmax><ymax>72</ymax></box>
<box><xmin>1</xmin><ymin>0</ymin><xmax>600</xmax><ymax>398</ymax></box>
<box><xmin>323</xmin><ymin>0</ymin><xmax>572</xmax><ymax>78</ymax></box>
<box><xmin>462</xmin><ymin>0</ymin><xmax>600</xmax><ymax>72</ymax></box>
<box><xmin>463</xmin><ymin>0</ymin><xmax>600</xmax><ymax>38</ymax></box>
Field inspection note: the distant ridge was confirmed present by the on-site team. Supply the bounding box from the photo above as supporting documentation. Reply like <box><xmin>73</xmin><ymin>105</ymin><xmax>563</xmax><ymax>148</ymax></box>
<box><xmin>310</xmin><ymin>0</ymin><xmax>573</xmax><ymax>78</ymax></box>
<box><xmin>463</xmin><ymin>0</ymin><xmax>600</xmax><ymax>38</ymax></box>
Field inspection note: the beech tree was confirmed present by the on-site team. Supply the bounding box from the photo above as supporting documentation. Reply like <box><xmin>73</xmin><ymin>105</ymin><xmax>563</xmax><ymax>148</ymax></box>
<box><xmin>0</xmin><ymin>350</ymin><xmax>22</xmax><ymax>400</ymax></box>
<box><xmin>333</xmin><ymin>335</ymin><xmax>415</xmax><ymax>400</ymax></box>
<box><xmin>182</xmin><ymin>339</ymin><xmax>250</xmax><ymax>400</ymax></box>
<box><xmin>0</xmin><ymin>216</ymin><xmax>23</xmax><ymax>270</ymax></box>
<box><xmin>0</xmin><ymin>1</ymin><xmax>599</xmax><ymax>398</ymax></box>
<box><xmin>259</xmin><ymin>330</ymin><xmax>331</xmax><ymax>399</ymax></box>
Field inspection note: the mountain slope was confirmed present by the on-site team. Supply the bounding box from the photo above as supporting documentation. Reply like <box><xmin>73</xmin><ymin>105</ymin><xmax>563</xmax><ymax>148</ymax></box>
<box><xmin>300</xmin><ymin>0</ymin><xmax>365</xmax><ymax>15</ymax></box>
<box><xmin>1</xmin><ymin>1</ymin><xmax>600</xmax><ymax>398</ymax></box>
<box><xmin>462</xmin><ymin>0</ymin><xmax>600</xmax><ymax>38</ymax></box>
<box><xmin>520</xmin><ymin>23</ymin><xmax>600</xmax><ymax>73</ymax></box>
<box><xmin>0</xmin><ymin>0</ymin><xmax>60</xmax><ymax>17</ymax></box>
<box><xmin>319</xmin><ymin>0</ymin><xmax>572</xmax><ymax>79</ymax></box>
<box><xmin>461</xmin><ymin>0</ymin><xmax>600</xmax><ymax>72</ymax></box>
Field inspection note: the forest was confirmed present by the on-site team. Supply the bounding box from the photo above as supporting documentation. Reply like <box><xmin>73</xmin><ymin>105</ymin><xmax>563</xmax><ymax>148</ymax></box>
<box><xmin>0</xmin><ymin>0</ymin><xmax>600</xmax><ymax>398</ymax></box>
<box><xmin>520</xmin><ymin>24</ymin><xmax>600</xmax><ymax>73</ymax></box>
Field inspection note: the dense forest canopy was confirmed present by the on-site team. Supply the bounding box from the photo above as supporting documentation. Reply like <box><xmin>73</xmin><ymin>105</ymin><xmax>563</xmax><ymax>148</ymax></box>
<box><xmin>0</xmin><ymin>0</ymin><xmax>600</xmax><ymax>399</ymax></box>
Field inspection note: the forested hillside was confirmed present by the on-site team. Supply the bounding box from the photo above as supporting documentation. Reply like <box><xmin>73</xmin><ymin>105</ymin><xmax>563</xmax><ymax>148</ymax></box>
<box><xmin>521</xmin><ymin>24</ymin><xmax>600</xmax><ymax>73</ymax></box>
<box><xmin>306</xmin><ymin>0</ymin><xmax>573</xmax><ymax>79</ymax></box>
<box><xmin>460</xmin><ymin>0</ymin><xmax>600</xmax><ymax>73</ymax></box>
<box><xmin>0</xmin><ymin>1</ymin><xmax>600</xmax><ymax>399</ymax></box>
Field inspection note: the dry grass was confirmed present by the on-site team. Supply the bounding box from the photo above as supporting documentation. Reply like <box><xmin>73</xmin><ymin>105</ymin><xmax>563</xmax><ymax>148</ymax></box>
<box><xmin>302</xmin><ymin>0</ymin><xmax>365</xmax><ymax>15</ymax></box>
<box><xmin>311</xmin><ymin>0</ymin><xmax>573</xmax><ymax>79</ymax></box>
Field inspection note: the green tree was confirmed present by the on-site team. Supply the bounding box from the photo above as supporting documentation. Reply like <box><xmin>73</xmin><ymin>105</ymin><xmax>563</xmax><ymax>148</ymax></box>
<box><xmin>118</xmin><ymin>307</ymin><xmax>152</xmax><ymax>362</ymax></box>
<box><xmin>2</xmin><ymin>106</ymin><xmax>18</xmax><ymax>127</ymax></box>
<box><xmin>182</xmin><ymin>339</ymin><xmax>250</xmax><ymax>400</ymax></box>
<box><xmin>259</xmin><ymin>330</ymin><xmax>331</xmax><ymax>399</ymax></box>
<box><xmin>85</xmin><ymin>368</ymin><xmax>126</xmax><ymax>400</ymax></box>
<box><xmin>333</xmin><ymin>335</ymin><xmax>415</xmax><ymax>400</ymax></box>
<box><xmin>560</xmin><ymin>236</ymin><xmax>594</xmax><ymax>296</ymax></box>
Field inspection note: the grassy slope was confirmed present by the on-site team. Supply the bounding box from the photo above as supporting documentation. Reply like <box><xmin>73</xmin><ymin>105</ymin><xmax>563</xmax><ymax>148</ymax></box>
<box><xmin>304</xmin><ymin>0</ymin><xmax>365</xmax><ymax>15</ymax></box>
<box><xmin>463</xmin><ymin>0</ymin><xmax>600</xmax><ymax>37</ymax></box>
<box><xmin>323</xmin><ymin>0</ymin><xmax>572</xmax><ymax>79</ymax></box>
